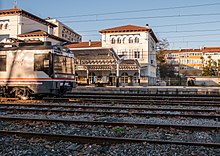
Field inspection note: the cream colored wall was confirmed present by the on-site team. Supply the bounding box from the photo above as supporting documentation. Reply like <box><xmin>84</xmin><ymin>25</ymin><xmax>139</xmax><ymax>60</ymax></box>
<box><xmin>0</xmin><ymin>15</ymin><xmax>50</xmax><ymax>39</ymax></box>
<box><xmin>0</xmin><ymin>15</ymin><xmax>19</xmax><ymax>38</ymax></box>
<box><xmin>21</xmin><ymin>16</ymin><xmax>48</xmax><ymax>34</ymax></box>
<box><xmin>102</xmin><ymin>32</ymin><xmax>149</xmax><ymax>64</ymax></box>
<box><xmin>46</xmin><ymin>19</ymin><xmax>82</xmax><ymax>42</ymax></box>
<box><xmin>101</xmin><ymin>30</ymin><xmax>157</xmax><ymax>79</ymax></box>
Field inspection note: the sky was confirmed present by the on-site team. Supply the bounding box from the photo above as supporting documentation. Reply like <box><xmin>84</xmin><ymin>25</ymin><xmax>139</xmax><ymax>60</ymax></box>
<box><xmin>1</xmin><ymin>0</ymin><xmax>220</xmax><ymax>49</ymax></box>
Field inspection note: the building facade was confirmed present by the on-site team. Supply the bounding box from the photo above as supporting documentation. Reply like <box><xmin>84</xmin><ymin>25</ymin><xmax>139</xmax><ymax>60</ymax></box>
<box><xmin>163</xmin><ymin>47</ymin><xmax>220</xmax><ymax>76</ymax></box>
<box><xmin>45</xmin><ymin>18</ymin><xmax>82</xmax><ymax>42</ymax></box>
<box><xmin>0</xmin><ymin>8</ymin><xmax>80</xmax><ymax>45</ymax></box>
<box><xmin>66</xmin><ymin>41</ymin><xmax>141</xmax><ymax>86</ymax></box>
<box><xmin>99</xmin><ymin>24</ymin><xmax>158</xmax><ymax>85</ymax></box>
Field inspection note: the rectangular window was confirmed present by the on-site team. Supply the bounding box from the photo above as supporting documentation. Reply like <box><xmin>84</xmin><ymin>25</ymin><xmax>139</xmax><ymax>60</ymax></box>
<box><xmin>0</xmin><ymin>55</ymin><xmax>6</xmax><ymax>71</ymax></box>
<box><xmin>54</xmin><ymin>55</ymin><xmax>74</xmax><ymax>74</ymax></box>
<box><xmin>34</xmin><ymin>54</ymin><xmax>51</xmax><ymax>75</ymax></box>
<box><xmin>134</xmin><ymin>51</ymin><xmax>140</xmax><ymax>58</ymax></box>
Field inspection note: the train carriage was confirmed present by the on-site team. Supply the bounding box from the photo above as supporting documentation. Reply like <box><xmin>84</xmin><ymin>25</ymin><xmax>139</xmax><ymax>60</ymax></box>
<box><xmin>0</xmin><ymin>41</ymin><xmax>76</xmax><ymax>99</ymax></box>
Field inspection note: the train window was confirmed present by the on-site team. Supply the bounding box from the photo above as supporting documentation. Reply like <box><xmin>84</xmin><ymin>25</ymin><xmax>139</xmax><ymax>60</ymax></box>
<box><xmin>34</xmin><ymin>54</ymin><xmax>50</xmax><ymax>75</ymax></box>
<box><xmin>54</xmin><ymin>55</ymin><xmax>74</xmax><ymax>74</ymax></box>
<box><xmin>44</xmin><ymin>60</ymin><xmax>49</xmax><ymax>68</ymax></box>
<box><xmin>0</xmin><ymin>55</ymin><xmax>6</xmax><ymax>71</ymax></box>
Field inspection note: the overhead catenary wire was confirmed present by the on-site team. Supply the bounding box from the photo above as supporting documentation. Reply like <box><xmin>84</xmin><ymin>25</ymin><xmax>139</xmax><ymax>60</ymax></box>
<box><xmin>53</xmin><ymin>2</ymin><xmax>220</xmax><ymax>19</ymax></box>
<box><xmin>62</xmin><ymin>12</ymin><xmax>220</xmax><ymax>23</ymax></box>
<box><xmin>77</xmin><ymin>20</ymin><xmax>220</xmax><ymax>33</ymax></box>
<box><xmin>2</xmin><ymin>2</ymin><xmax>220</xmax><ymax>48</ymax></box>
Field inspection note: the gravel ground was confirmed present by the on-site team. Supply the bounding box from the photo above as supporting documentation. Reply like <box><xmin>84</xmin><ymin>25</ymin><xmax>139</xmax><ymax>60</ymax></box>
<box><xmin>1</xmin><ymin>120</ymin><xmax>219</xmax><ymax>143</ymax></box>
<box><xmin>1</xmin><ymin>101</ymin><xmax>220</xmax><ymax>155</ymax></box>
<box><xmin>1</xmin><ymin>105</ymin><xmax>218</xmax><ymax>115</ymax></box>
<box><xmin>0</xmin><ymin>135</ymin><xmax>220</xmax><ymax>156</ymax></box>
<box><xmin>2</xmin><ymin>102</ymin><xmax>220</xmax><ymax>110</ymax></box>
<box><xmin>1</xmin><ymin>112</ymin><xmax>220</xmax><ymax>127</ymax></box>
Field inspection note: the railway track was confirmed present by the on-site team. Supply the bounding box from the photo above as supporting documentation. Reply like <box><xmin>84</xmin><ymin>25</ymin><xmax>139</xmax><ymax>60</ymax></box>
<box><xmin>1</xmin><ymin>116</ymin><xmax>220</xmax><ymax>147</ymax></box>
<box><xmin>65</xmin><ymin>92</ymin><xmax>220</xmax><ymax>101</ymax></box>
<box><xmin>0</xmin><ymin>103</ymin><xmax>220</xmax><ymax>113</ymax></box>
<box><xmin>1</xmin><ymin>93</ymin><xmax>220</xmax><ymax>155</ymax></box>
<box><xmin>1</xmin><ymin>116</ymin><xmax>220</xmax><ymax>130</ymax></box>
<box><xmin>2</xmin><ymin>98</ymin><xmax>220</xmax><ymax>107</ymax></box>
<box><xmin>2</xmin><ymin>106</ymin><xmax>220</xmax><ymax>119</ymax></box>
<box><xmin>1</xmin><ymin>130</ymin><xmax>220</xmax><ymax>148</ymax></box>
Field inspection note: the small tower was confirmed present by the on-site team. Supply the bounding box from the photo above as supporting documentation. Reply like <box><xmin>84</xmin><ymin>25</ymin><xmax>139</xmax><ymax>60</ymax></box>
<box><xmin>13</xmin><ymin>0</ymin><xmax>17</xmax><ymax>8</ymax></box>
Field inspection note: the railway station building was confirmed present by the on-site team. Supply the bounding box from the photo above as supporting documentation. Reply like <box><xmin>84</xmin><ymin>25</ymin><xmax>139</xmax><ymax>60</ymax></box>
<box><xmin>67</xmin><ymin>24</ymin><xmax>158</xmax><ymax>86</ymax></box>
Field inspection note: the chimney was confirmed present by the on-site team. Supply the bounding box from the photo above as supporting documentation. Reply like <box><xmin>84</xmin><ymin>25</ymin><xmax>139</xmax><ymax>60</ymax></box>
<box><xmin>89</xmin><ymin>40</ymin><xmax>91</xmax><ymax>46</ymax></box>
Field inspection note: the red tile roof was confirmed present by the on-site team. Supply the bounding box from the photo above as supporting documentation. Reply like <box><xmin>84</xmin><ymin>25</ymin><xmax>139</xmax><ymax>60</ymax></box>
<box><xmin>203</xmin><ymin>47</ymin><xmax>220</xmax><ymax>52</ymax></box>
<box><xmin>0</xmin><ymin>8</ymin><xmax>56</xmax><ymax>27</ymax></box>
<box><xmin>99</xmin><ymin>24</ymin><xmax>158</xmax><ymax>42</ymax></box>
<box><xmin>162</xmin><ymin>47</ymin><xmax>220</xmax><ymax>53</ymax></box>
<box><xmin>18</xmin><ymin>30</ymin><xmax>68</xmax><ymax>42</ymax></box>
<box><xmin>66</xmin><ymin>41</ymin><xmax>102</xmax><ymax>48</ymax></box>
<box><xmin>99</xmin><ymin>25</ymin><xmax>150</xmax><ymax>33</ymax></box>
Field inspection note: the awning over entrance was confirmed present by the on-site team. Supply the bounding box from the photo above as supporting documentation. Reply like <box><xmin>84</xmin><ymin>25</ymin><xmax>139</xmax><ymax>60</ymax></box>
<box><xmin>73</xmin><ymin>47</ymin><xmax>120</xmax><ymax>66</ymax></box>
<box><xmin>71</xmin><ymin>47</ymin><xmax>140</xmax><ymax>70</ymax></box>
<box><xmin>68</xmin><ymin>46</ymin><xmax>141</xmax><ymax>86</ymax></box>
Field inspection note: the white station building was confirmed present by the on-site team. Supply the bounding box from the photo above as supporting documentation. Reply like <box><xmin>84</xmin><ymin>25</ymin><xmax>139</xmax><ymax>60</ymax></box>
<box><xmin>67</xmin><ymin>24</ymin><xmax>159</xmax><ymax>86</ymax></box>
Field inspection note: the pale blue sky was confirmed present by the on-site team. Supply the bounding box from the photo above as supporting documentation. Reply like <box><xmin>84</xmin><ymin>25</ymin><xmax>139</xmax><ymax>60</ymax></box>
<box><xmin>1</xmin><ymin>0</ymin><xmax>220</xmax><ymax>49</ymax></box>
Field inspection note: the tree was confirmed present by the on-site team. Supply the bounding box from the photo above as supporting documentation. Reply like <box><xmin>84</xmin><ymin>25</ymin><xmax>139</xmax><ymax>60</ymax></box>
<box><xmin>156</xmin><ymin>39</ymin><xmax>176</xmax><ymax>78</ymax></box>
<box><xmin>200</xmin><ymin>56</ymin><xmax>217</xmax><ymax>76</ymax></box>
<box><xmin>156</xmin><ymin>38</ymin><xmax>169</xmax><ymax>52</ymax></box>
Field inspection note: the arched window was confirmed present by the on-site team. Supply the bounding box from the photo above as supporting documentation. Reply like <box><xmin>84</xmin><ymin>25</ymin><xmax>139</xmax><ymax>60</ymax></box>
<box><xmin>120</xmin><ymin>72</ymin><xmax>129</xmax><ymax>83</ymax></box>
<box><xmin>129</xmin><ymin>37</ymin><xmax>133</xmax><ymax>43</ymax></box>
<box><xmin>4</xmin><ymin>23</ymin><xmax>8</xmax><ymax>29</ymax></box>
<box><xmin>134</xmin><ymin>37</ymin><xmax>139</xmax><ymax>43</ymax></box>
<box><xmin>117</xmin><ymin>38</ymin><xmax>121</xmax><ymax>44</ymax></box>
<box><xmin>122</xmin><ymin>37</ymin><xmax>126</xmax><ymax>44</ymax></box>
<box><xmin>0</xmin><ymin>24</ymin><xmax>3</xmax><ymax>30</ymax></box>
<box><xmin>111</xmin><ymin>38</ymin><xmax>116</xmax><ymax>44</ymax></box>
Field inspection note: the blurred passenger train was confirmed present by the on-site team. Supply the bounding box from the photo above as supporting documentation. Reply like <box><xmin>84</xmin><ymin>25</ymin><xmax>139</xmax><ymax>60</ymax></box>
<box><xmin>0</xmin><ymin>41</ymin><xmax>76</xmax><ymax>99</ymax></box>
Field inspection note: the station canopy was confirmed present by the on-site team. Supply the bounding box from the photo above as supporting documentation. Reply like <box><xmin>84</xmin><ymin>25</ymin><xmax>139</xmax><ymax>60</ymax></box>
<box><xmin>68</xmin><ymin>46</ymin><xmax>140</xmax><ymax>71</ymax></box>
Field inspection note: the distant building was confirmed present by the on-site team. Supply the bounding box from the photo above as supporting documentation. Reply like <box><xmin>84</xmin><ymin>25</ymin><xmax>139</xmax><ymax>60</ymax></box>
<box><xmin>45</xmin><ymin>18</ymin><xmax>82</xmax><ymax>42</ymax></box>
<box><xmin>99</xmin><ymin>24</ymin><xmax>158</xmax><ymax>85</ymax></box>
<box><xmin>162</xmin><ymin>47</ymin><xmax>220</xmax><ymax>76</ymax></box>
<box><xmin>0</xmin><ymin>8</ymin><xmax>80</xmax><ymax>44</ymax></box>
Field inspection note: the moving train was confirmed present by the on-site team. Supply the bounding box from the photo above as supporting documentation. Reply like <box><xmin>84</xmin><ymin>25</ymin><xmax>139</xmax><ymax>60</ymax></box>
<box><xmin>0</xmin><ymin>40</ymin><xmax>76</xmax><ymax>99</ymax></box>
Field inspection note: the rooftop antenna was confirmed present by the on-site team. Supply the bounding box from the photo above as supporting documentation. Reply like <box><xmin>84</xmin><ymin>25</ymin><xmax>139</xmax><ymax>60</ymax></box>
<box><xmin>13</xmin><ymin>0</ymin><xmax>17</xmax><ymax>8</ymax></box>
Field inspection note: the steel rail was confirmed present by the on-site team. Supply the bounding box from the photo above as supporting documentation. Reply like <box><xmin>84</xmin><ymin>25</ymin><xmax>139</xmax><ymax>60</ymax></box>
<box><xmin>0</xmin><ymin>103</ymin><xmax>219</xmax><ymax>113</ymax></box>
<box><xmin>0</xmin><ymin>116</ymin><xmax>219</xmax><ymax>130</ymax></box>
<box><xmin>1</xmin><ymin>108</ymin><xmax>220</xmax><ymax>119</ymax></box>
<box><xmin>67</xmin><ymin>92</ymin><xmax>220</xmax><ymax>97</ymax></box>
<box><xmin>1</xmin><ymin>130</ymin><xmax>220</xmax><ymax>147</ymax></box>
<box><xmin>68</xmin><ymin>97</ymin><xmax>220</xmax><ymax>103</ymax></box>
<box><xmin>69</xmin><ymin>98</ymin><xmax>220</xmax><ymax>106</ymax></box>
<box><xmin>65</xmin><ymin>93</ymin><xmax>220</xmax><ymax>101</ymax></box>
